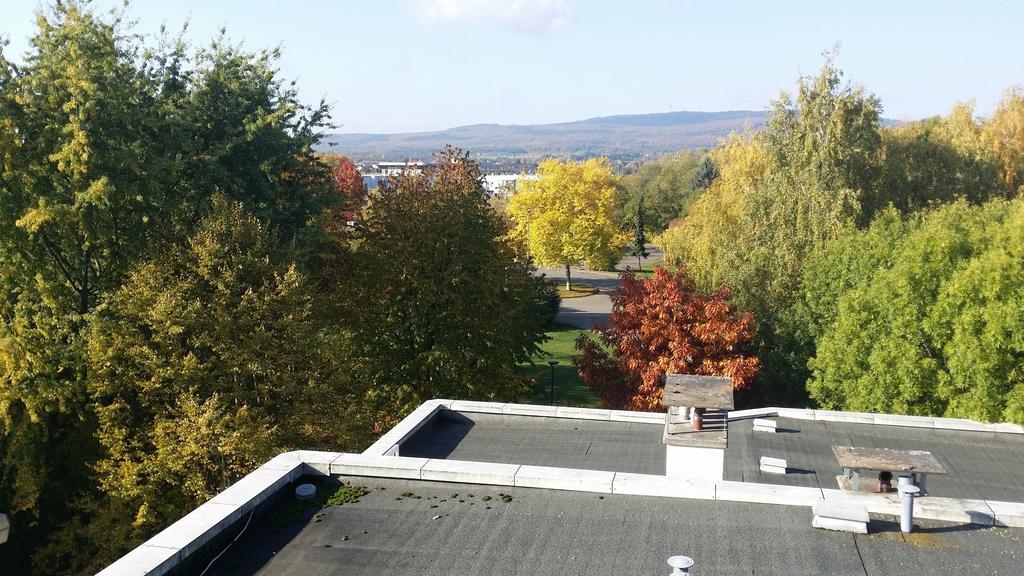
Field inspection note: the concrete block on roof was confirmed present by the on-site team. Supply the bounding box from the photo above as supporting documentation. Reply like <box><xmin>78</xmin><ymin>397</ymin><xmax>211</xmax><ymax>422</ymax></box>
<box><xmin>812</xmin><ymin>500</ymin><xmax>869</xmax><ymax>534</ymax></box>
<box><xmin>555</xmin><ymin>406</ymin><xmax>613</xmax><ymax>421</ymax></box>
<box><xmin>144</xmin><ymin>500</ymin><xmax>242</xmax><ymax>558</ymax></box>
<box><xmin>331</xmin><ymin>454</ymin><xmax>428</xmax><ymax>479</ymax></box>
<box><xmin>986</xmin><ymin>500</ymin><xmax>1024</xmax><ymax>528</ymax></box>
<box><xmin>449</xmin><ymin>400</ymin><xmax>506</xmax><ymax>414</ymax></box>
<box><xmin>914</xmin><ymin>496</ymin><xmax>995</xmax><ymax>526</ymax></box>
<box><xmin>752</xmin><ymin>418</ymin><xmax>777</xmax><ymax>433</ymax></box>
<box><xmin>420</xmin><ymin>459</ymin><xmax>520</xmax><ymax>486</ymax></box>
<box><xmin>514</xmin><ymin>465</ymin><xmax>615</xmax><ymax>493</ymax></box>
<box><xmin>95</xmin><ymin>543</ymin><xmax>179</xmax><ymax>576</ymax></box>
<box><xmin>210</xmin><ymin>467</ymin><xmax>300</xmax><ymax>511</ymax></box>
<box><xmin>873</xmin><ymin>414</ymin><xmax>935</xmax><ymax>429</ymax></box>
<box><xmin>503</xmin><ymin>403</ymin><xmax>559</xmax><ymax>417</ymax></box>
<box><xmin>716</xmin><ymin>481</ymin><xmax>823</xmax><ymax>507</ymax></box>
<box><xmin>609</xmin><ymin>409</ymin><xmax>665</xmax><ymax>423</ymax></box>
<box><xmin>612</xmin><ymin>472</ymin><xmax>716</xmax><ymax>500</ymax></box>
<box><xmin>759</xmin><ymin>456</ymin><xmax>787</xmax><ymax>474</ymax></box>
<box><xmin>820</xmin><ymin>489</ymin><xmax>901</xmax><ymax>517</ymax></box>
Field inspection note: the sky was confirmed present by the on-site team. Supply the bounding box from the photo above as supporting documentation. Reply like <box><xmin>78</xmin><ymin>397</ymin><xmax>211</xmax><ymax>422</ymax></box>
<box><xmin>2</xmin><ymin>0</ymin><xmax>1023</xmax><ymax>134</ymax></box>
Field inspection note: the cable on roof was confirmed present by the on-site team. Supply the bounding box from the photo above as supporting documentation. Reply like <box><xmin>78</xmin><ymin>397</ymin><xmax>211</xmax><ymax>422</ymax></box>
<box><xmin>198</xmin><ymin>508</ymin><xmax>255</xmax><ymax>576</ymax></box>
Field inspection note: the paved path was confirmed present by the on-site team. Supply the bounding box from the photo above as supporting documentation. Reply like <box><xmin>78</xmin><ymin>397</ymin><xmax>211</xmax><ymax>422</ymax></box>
<box><xmin>537</xmin><ymin>245</ymin><xmax>662</xmax><ymax>330</ymax></box>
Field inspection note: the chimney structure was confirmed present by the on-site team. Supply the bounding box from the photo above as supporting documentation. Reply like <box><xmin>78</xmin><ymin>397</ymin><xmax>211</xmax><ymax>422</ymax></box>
<box><xmin>661</xmin><ymin>374</ymin><xmax>733</xmax><ymax>481</ymax></box>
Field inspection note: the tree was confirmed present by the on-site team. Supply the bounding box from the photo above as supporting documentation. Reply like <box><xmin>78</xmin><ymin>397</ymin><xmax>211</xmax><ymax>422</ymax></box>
<box><xmin>689</xmin><ymin>155</ymin><xmax>719</xmax><ymax>194</ymax></box>
<box><xmin>807</xmin><ymin>200</ymin><xmax>1024</xmax><ymax>424</ymax></box>
<box><xmin>875</xmin><ymin>118</ymin><xmax>1003</xmax><ymax>214</ymax></box>
<box><xmin>0</xmin><ymin>3</ymin><xmax>338</xmax><ymax>571</ymax></box>
<box><xmin>87</xmin><ymin>198</ymin><xmax>362</xmax><ymax>534</ymax></box>
<box><xmin>629</xmin><ymin>196</ymin><xmax>649</xmax><ymax>269</ymax></box>
<box><xmin>328</xmin><ymin>155</ymin><xmax>369</xmax><ymax>221</ymax></box>
<box><xmin>340</xmin><ymin>147</ymin><xmax>549</xmax><ymax>421</ymax></box>
<box><xmin>619</xmin><ymin>151</ymin><xmax>703</xmax><ymax>232</ymax></box>
<box><xmin>505</xmin><ymin>157</ymin><xmax>626</xmax><ymax>290</ymax></box>
<box><xmin>981</xmin><ymin>87</ymin><xmax>1024</xmax><ymax>196</ymax></box>
<box><xmin>575</xmin><ymin>268</ymin><xmax>760</xmax><ymax>411</ymax></box>
<box><xmin>656</xmin><ymin>53</ymin><xmax>881</xmax><ymax>404</ymax></box>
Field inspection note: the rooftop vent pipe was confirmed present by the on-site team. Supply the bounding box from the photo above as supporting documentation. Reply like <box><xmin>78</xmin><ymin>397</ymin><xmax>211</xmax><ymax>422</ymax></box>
<box><xmin>667</xmin><ymin>555</ymin><xmax>694</xmax><ymax>574</ymax></box>
<box><xmin>898</xmin><ymin>484</ymin><xmax>920</xmax><ymax>533</ymax></box>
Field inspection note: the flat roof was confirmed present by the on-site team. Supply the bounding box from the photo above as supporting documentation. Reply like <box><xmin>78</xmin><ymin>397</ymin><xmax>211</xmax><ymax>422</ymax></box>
<box><xmin>725</xmin><ymin>418</ymin><xmax>1024</xmax><ymax>501</ymax></box>
<box><xmin>400</xmin><ymin>412</ymin><xmax>1024</xmax><ymax>502</ymax></box>
<box><xmin>400</xmin><ymin>411</ymin><xmax>666</xmax><ymax>475</ymax></box>
<box><xmin>208</xmin><ymin>476</ymin><xmax>1024</xmax><ymax>576</ymax></box>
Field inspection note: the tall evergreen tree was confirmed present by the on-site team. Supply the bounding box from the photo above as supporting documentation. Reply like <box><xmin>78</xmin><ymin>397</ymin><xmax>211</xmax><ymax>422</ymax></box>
<box><xmin>689</xmin><ymin>156</ymin><xmax>719</xmax><ymax>193</ymax></box>
<box><xmin>630</xmin><ymin>196</ymin><xmax>650</xmax><ymax>269</ymax></box>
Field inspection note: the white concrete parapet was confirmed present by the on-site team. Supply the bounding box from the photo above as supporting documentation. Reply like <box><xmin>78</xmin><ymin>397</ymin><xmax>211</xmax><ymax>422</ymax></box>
<box><xmin>987</xmin><ymin>500</ymin><xmax>1024</xmax><ymax>528</ymax></box>
<box><xmin>420</xmin><ymin>459</ymin><xmax>520</xmax><ymax>486</ymax></box>
<box><xmin>716</xmin><ymin>481</ymin><xmax>824</xmax><ymax>507</ymax></box>
<box><xmin>363</xmin><ymin>399</ymin><xmax>452</xmax><ymax>456</ymax></box>
<box><xmin>514</xmin><ymin>465</ymin><xmax>615</xmax><ymax>493</ymax></box>
<box><xmin>332</xmin><ymin>453</ymin><xmax>428</xmax><ymax>479</ymax></box>
<box><xmin>555</xmin><ymin>406</ymin><xmax>613</xmax><ymax>421</ymax></box>
<box><xmin>612</xmin><ymin>473</ymin><xmax>716</xmax><ymax>500</ymax></box>
<box><xmin>503</xmin><ymin>403</ymin><xmax>559</xmax><ymax>417</ymax></box>
<box><xmin>724</xmin><ymin>405</ymin><xmax>1023</xmax><ymax>434</ymax></box>
<box><xmin>449</xmin><ymin>400</ymin><xmax>507</xmax><ymax>414</ymax></box>
<box><xmin>98</xmin><ymin>458</ymin><xmax>305</xmax><ymax>576</ymax></box>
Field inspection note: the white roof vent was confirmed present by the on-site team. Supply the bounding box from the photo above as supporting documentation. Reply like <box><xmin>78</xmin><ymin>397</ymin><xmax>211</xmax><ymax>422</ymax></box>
<box><xmin>667</xmin><ymin>555</ymin><xmax>694</xmax><ymax>574</ymax></box>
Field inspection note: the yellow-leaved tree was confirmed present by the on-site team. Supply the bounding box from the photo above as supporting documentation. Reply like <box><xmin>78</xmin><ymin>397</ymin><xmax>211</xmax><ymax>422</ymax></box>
<box><xmin>656</xmin><ymin>133</ymin><xmax>771</xmax><ymax>291</ymax></box>
<box><xmin>982</xmin><ymin>87</ymin><xmax>1024</xmax><ymax>196</ymax></box>
<box><xmin>506</xmin><ymin>158</ymin><xmax>626</xmax><ymax>289</ymax></box>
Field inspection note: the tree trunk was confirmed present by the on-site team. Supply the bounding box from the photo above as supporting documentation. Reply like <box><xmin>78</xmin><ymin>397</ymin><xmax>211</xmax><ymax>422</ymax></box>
<box><xmin>565</xmin><ymin>264</ymin><xmax>572</xmax><ymax>291</ymax></box>
<box><xmin>637</xmin><ymin>254</ymin><xmax>642</xmax><ymax>270</ymax></box>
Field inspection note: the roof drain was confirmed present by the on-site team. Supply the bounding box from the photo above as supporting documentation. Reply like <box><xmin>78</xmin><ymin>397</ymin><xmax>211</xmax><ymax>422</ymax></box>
<box><xmin>667</xmin><ymin>555</ymin><xmax>694</xmax><ymax>574</ymax></box>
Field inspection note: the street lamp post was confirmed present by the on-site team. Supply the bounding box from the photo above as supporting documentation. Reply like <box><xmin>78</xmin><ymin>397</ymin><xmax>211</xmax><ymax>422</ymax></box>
<box><xmin>547</xmin><ymin>359</ymin><xmax>559</xmax><ymax>406</ymax></box>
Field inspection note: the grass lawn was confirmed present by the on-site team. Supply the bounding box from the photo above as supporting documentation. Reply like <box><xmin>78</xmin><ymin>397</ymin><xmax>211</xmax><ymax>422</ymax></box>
<box><xmin>519</xmin><ymin>322</ymin><xmax>601</xmax><ymax>407</ymax></box>
<box><xmin>556</xmin><ymin>283</ymin><xmax>599</xmax><ymax>299</ymax></box>
<box><xmin>627</xmin><ymin>261</ymin><xmax>671</xmax><ymax>278</ymax></box>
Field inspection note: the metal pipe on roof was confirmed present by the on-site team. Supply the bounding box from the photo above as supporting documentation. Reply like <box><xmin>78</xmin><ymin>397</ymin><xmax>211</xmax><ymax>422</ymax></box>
<box><xmin>899</xmin><ymin>484</ymin><xmax>920</xmax><ymax>533</ymax></box>
<box><xmin>667</xmin><ymin>555</ymin><xmax>694</xmax><ymax>574</ymax></box>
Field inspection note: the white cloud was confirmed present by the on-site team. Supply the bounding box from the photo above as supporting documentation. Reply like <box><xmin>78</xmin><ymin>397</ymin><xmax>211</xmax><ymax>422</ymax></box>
<box><xmin>417</xmin><ymin>0</ymin><xmax>573</xmax><ymax>34</ymax></box>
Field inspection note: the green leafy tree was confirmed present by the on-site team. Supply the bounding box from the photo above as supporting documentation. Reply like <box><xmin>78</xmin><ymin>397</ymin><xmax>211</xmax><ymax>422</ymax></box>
<box><xmin>657</xmin><ymin>53</ymin><xmax>882</xmax><ymax>403</ymax></box>
<box><xmin>342</xmin><ymin>147</ymin><xmax>550</xmax><ymax>422</ymax></box>
<box><xmin>88</xmin><ymin>198</ymin><xmax>360</xmax><ymax>533</ymax></box>
<box><xmin>807</xmin><ymin>200</ymin><xmax>1024</xmax><ymax>424</ymax></box>
<box><xmin>619</xmin><ymin>151</ymin><xmax>703</xmax><ymax>232</ymax></box>
<box><xmin>0</xmin><ymin>3</ymin><xmax>338</xmax><ymax>572</ymax></box>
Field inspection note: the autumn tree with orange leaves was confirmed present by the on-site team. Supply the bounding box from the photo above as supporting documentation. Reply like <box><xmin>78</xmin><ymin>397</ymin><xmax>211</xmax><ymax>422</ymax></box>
<box><xmin>575</xmin><ymin>268</ymin><xmax>760</xmax><ymax>411</ymax></box>
<box><xmin>330</xmin><ymin>156</ymin><xmax>368</xmax><ymax>221</ymax></box>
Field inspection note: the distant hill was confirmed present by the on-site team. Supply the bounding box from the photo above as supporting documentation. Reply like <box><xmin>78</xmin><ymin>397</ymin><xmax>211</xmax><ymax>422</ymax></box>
<box><xmin>320</xmin><ymin>110</ymin><xmax>771</xmax><ymax>162</ymax></box>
